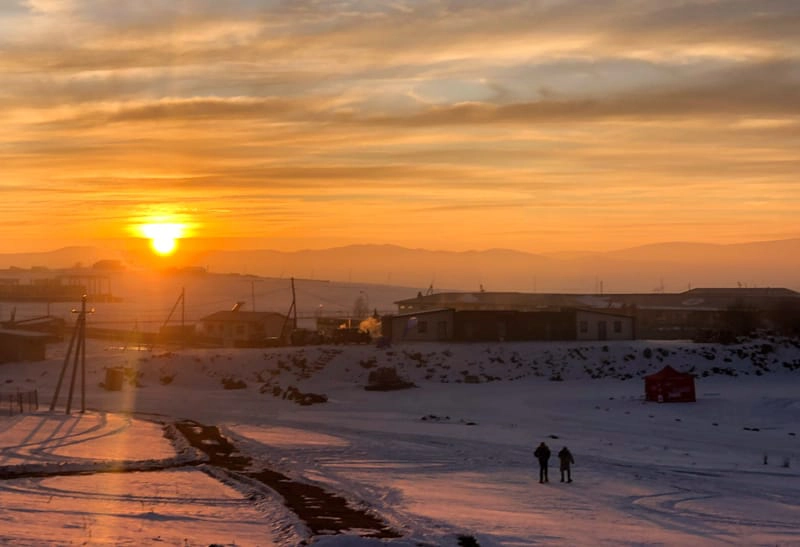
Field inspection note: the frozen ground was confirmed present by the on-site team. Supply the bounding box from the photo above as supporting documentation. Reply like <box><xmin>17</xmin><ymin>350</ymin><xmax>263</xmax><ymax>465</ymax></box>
<box><xmin>1</xmin><ymin>337</ymin><xmax>799</xmax><ymax>546</ymax></box>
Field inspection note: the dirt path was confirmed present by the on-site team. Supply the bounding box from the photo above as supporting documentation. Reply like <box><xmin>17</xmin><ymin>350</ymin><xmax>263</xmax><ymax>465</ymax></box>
<box><xmin>174</xmin><ymin>419</ymin><xmax>402</xmax><ymax>540</ymax></box>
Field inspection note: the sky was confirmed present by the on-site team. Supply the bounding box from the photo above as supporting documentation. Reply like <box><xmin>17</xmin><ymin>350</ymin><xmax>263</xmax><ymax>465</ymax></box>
<box><xmin>1</xmin><ymin>0</ymin><xmax>799</xmax><ymax>256</ymax></box>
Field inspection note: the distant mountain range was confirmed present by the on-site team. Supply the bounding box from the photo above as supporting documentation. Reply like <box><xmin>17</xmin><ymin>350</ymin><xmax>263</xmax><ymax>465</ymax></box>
<box><xmin>1</xmin><ymin>239</ymin><xmax>798</xmax><ymax>293</ymax></box>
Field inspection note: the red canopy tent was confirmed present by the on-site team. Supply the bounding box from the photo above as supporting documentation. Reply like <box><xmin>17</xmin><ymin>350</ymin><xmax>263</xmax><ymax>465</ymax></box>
<box><xmin>644</xmin><ymin>365</ymin><xmax>696</xmax><ymax>403</ymax></box>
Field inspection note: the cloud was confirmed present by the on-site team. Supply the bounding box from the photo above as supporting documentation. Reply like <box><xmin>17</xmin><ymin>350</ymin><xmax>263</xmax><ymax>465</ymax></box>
<box><xmin>365</xmin><ymin>60</ymin><xmax>800</xmax><ymax>126</ymax></box>
<box><xmin>105</xmin><ymin>97</ymin><xmax>305</xmax><ymax>122</ymax></box>
<box><xmin>1</xmin><ymin>1</ymin><xmax>798</xmax><ymax>253</ymax></box>
<box><xmin>12</xmin><ymin>57</ymin><xmax>795</xmax><ymax>138</ymax></box>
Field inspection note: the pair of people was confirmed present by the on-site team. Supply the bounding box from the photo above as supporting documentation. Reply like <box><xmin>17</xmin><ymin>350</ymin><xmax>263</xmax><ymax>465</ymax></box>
<box><xmin>534</xmin><ymin>442</ymin><xmax>574</xmax><ymax>483</ymax></box>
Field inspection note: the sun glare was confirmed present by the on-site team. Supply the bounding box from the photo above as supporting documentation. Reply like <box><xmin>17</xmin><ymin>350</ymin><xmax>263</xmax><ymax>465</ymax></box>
<box><xmin>140</xmin><ymin>223</ymin><xmax>184</xmax><ymax>256</ymax></box>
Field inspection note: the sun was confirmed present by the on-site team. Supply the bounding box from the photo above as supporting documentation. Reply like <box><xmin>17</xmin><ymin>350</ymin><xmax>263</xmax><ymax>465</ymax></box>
<box><xmin>140</xmin><ymin>223</ymin><xmax>184</xmax><ymax>256</ymax></box>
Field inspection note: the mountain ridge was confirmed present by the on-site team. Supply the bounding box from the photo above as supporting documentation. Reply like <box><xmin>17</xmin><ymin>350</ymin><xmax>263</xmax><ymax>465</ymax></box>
<box><xmin>1</xmin><ymin>239</ymin><xmax>798</xmax><ymax>293</ymax></box>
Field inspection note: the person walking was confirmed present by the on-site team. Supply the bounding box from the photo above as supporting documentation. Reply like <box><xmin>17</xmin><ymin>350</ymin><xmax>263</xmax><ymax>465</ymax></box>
<box><xmin>534</xmin><ymin>441</ymin><xmax>551</xmax><ymax>483</ymax></box>
<box><xmin>558</xmin><ymin>446</ymin><xmax>575</xmax><ymax>483</ymax></box>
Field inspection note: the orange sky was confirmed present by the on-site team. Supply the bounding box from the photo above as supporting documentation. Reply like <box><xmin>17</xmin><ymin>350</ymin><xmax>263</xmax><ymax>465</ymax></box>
<box><xmin>1</xmin><ymin>1</ymin><xmax>798</xmax><ymax>256</ymax></box>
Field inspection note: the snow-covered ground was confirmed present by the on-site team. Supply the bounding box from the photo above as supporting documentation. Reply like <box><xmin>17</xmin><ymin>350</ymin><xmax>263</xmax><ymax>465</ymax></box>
<box><xmin>1</xmin><ymin>337</ymin><xmax>799</xmax><ymax>546</ymax></box>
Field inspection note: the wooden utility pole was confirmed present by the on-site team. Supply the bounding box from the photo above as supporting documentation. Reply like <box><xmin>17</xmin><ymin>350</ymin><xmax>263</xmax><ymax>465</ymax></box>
<box><xmin>291</xmin><ymin>277</ymin><xmax>298</xmax><ymax>330</ymax></box>
<box><xmin>161</xmin><ymin>287</ymin><xmax>185</xmax><ymax>330</ymax></box>
<box><xmin>50</xmin><ymin>295</ymin><xmax>92</xmax><ymax>414</ymax></box>
<box><xmin>279</xmin><ymin>277</ymin><xmax>298</xmax><ymax>343</ymax></box>
<box><xmin>161</xmin><ymin>287</ymin><xmax>186</xmax><ymax>347</ymax></box>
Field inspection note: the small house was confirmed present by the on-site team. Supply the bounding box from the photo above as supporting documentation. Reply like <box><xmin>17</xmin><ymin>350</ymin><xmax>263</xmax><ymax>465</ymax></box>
<box><xmin>198</xmin><ymin>310</ymin><xmax>290</xmax><ymax>347</ymax></box>
<box><xmin>574</xmin><ymin>309</ymin><xmax>635</xmax><ymax>341</ymax></box>
<box><xmin>644</xmin><ymin>365</ymin><xmax>696</xmax><ymax>403</ymax></box>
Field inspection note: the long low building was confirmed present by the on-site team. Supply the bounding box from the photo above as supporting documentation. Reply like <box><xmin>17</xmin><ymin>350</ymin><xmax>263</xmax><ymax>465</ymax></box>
<box><xmin>383</xmin><ymin>308</ymin><xmax>635</xmax><ymax>344</ymax></box>
<box><xmin>394</xmin><ymin>287</ymin><xmax>800</xmax><ymax>340</ymax></box>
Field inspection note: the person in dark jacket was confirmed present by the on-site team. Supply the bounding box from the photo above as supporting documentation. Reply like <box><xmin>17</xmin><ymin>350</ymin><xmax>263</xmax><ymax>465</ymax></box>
<box><xmin>534</xmin><ymin>441</ymin><xmax>551</xmax><ymax>483</ymax></box>
<box><xmin>558</xmin><ymin>446</ymin><xmax>575</xmax><ymax>483</ymax></box>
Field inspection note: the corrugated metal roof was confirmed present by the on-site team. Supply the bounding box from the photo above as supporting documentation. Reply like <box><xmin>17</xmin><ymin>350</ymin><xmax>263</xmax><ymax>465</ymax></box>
<box><xmin>390</xmin><ymin>308</ymin><xmax>454</xmax><ymax>319</ymax></box>
<box><xmin>199</xmin><ymin>311</ymin><xmax>287</xmax><ymax>322</ymax></box>
<box><xmin>396</xmin><ymin>288</ymin><xmax>800</xmax><ymax>311</ymax></box>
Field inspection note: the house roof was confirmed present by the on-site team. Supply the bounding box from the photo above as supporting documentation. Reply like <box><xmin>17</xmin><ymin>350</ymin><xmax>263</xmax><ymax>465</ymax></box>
<box><xmin>574</xmin><ymin>308</ymin><xmax>635</xmax><ymax>320</ymax></box>
<box><xmin>396</xmin><ymin>288</ymin><xmax>800</xmax><ymax>313</ymax></box>
<box><xmin>389</xmin><ymin>308</ymin><xmax>455</xmax><ymax>319</ymax></box>
<box><xmin>644</xmin><ymin>365</ymin><xmax>695</xmax><ymax>380</ymax></box>
<box><xmin>395</xmin><ymin>292</ymin><xmax>616</xmax><ymax>310</ymax></box>
<box><xmin>199</xmin><ymin>311</ymin><xmax>287</xmax><ymax>323</ymax></box>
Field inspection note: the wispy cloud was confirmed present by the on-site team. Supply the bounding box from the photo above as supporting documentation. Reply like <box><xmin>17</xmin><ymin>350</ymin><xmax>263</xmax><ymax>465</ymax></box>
<box><xmin>1</xmin><ymin>0</ymin><xmax>798</xmax><ymax>253</ymax></box>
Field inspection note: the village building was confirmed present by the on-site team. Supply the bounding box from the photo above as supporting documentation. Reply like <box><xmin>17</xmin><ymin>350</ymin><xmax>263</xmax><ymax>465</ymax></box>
<box><xmin>386</xmin><ymin>309</ymin><xmax>455</xmax><ymax>343</ymax></box>
<box><xmin>396</xmin><ymin>291</ymin><xmax>603</xmax><ymax>314</ymax></box>
<box><xmin>0</xmin><ymin>329</ymin><xmax>51</xmax><ymax>363</ymax></box>
<box><xmin>384</xmin><ymin>308</ymin><xmax>634</xmax><ymax>344</ymax></box>
<box><xmin>197</xmin><ymin>310</ymin><xmax>291</xmax><ymax>347</ymax></box>
<box><xmin>394</xmin><ymin>287</ymin><xmax>800</xmax><ymax>341</ymax></box>
<box><xmin>614</xmin><ymin>288</ymin><xmax>800</xmax><ymax>339</ymax></box>
<box><xmin>575</xmin><ymin>309</ymin><xmax>636</xmax><ymax>341</ymax></box>
<box><xmin>0</xmin><ymin>277</ymin><xmax>85</xmax><ymax>302</ymax></box>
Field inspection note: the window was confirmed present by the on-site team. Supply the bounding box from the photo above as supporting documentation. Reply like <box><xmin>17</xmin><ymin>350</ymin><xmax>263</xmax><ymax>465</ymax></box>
<box><xmin>418</xmin><ymin>320</ymin><xmax>428</xmax><ymax>334</ymax></box>
<box><xmin>579</xmin><ymin>320</ymin><xmax>588</xmax><ymax>334</ymax></box>
<box><xmin>613</xmin><ymin>320</ymin><xmax>622</xmax><ymax>333</ymax></box>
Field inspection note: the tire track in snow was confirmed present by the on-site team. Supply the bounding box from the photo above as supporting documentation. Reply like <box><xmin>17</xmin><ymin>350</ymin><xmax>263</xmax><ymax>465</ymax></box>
<box><xmin>601</xmin><ymin>459</ymin><xmax>800</xmax><ymax>534</ymax></box>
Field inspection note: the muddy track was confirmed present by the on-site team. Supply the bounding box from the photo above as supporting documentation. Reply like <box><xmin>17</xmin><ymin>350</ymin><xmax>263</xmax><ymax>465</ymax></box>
<box><xmin>174</xmin><ymin>420</ymin><xmax>402</xmax><ymax>539</ymax></box>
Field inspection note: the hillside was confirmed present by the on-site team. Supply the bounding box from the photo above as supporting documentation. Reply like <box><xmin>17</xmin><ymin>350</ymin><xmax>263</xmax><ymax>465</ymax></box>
<box><xmin>0</xmin><ymin>336</ymin><xmax>798</xmax><ymax>545</ymax></box>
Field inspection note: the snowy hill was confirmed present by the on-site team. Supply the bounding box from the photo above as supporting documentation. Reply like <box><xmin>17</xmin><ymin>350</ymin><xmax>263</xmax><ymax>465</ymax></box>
<box><xmin>0</xmin><ymin>337</ymin><xmax>799</xmax><ymax>545</ymax></box>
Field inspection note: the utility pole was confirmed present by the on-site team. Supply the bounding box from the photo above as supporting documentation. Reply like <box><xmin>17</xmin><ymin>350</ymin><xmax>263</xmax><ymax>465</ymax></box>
<box><xmin>291</xmin><ymin>277</ymin><xmax>298</xmax><ymax>330</ymax></box>
<box><xmin>50</xmin><ymin>295</ymin><xmax>93</xmax><ymax>414</ymax></box>
<box><xmin>161</xmin><ymin>287</ymin><xmax>186</xmax><ymax>347</ymax></box>
<box><xmin>279</xmin><ymin>277</ymin><xmax>298</xmax><ymax>344</ymax></box>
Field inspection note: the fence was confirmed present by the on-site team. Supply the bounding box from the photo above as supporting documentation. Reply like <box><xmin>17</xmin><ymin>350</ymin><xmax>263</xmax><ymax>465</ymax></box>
<box><xmin>1</xmin><ymin>389</ymin><xmax>39</xmax><ymax>416</ymax></box>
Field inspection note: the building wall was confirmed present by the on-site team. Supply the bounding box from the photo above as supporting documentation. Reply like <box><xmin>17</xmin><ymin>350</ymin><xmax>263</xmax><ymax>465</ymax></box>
<box><xmin>390</xmin><ymin>310</ymin><xmax>455</xmax><ymax>343</ymax></box>
<box><xmin>201</xmin><ymin>320</ymin><xmax>254</xmax><ymax>343</ymax></box>
<box><xmin>633</xmin><ymin>308</ymin><xmax>721</xmax><ymax>340</ymax></box>
<box><xmin>201</xmin><ymin>315</ymin><xmax>288</xmax><ymax>346</ymax></box>
<box><xmin>0</xmin><ymin>332</ymin><xmax>47</xmax><ymax>362</ymax></box>
<box><xmin>454</xmin><ymin>310</ymin><xmax>575</xmax><ymax>342</ymax></box>
<box><xmin>396</xmin><ymin>289</ymin><xmax>800</xmax><ymax>340</ymax></box>
<box><xmin>388</xmin><ymin>309</ymin><xmax>634</xmax><ymax>343</ymax></box>
<box><xmin>575</xmin><ymin>310</ymin><xmax>635</xmax><ymax>341</ymax></box>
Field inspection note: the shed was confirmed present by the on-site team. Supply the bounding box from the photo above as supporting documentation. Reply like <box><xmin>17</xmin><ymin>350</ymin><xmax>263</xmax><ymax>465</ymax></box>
<box><xmin>0</xmin><ymin>328</ymin><xmax>50</xmax><ymax>363</ymax></box>
<box><xmin>644</xmin><ymin>365</ymin><xmax>696</xmax><ymax>403</ymax></box>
